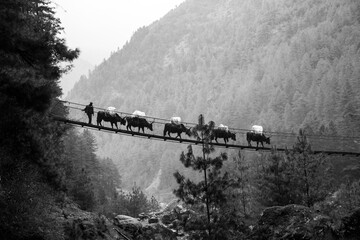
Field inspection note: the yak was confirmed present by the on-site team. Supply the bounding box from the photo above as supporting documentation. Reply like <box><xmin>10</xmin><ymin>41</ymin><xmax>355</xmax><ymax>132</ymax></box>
<box><xmin>163</xmin><ymin>123</ymin><xmax>191</xmax><ymax>138</ymax></box>
<box><xmin>210</xmin><ymin>129</ymin><xmax>236</xmax><ymax>144</ymax></box>
<box><xmin>97</xmin><ymin>111</ymin><xmax>126</xmax><ymax>129</ymax></box>
<box><xmin>125</xmin><ymin>116</ymin><xmax>154</xmax><ymax>133</ymax></box>
<box><xmin>246</xmin><ymin>132</ymin><xmax>270</xmax><ymax>148</ymax></box>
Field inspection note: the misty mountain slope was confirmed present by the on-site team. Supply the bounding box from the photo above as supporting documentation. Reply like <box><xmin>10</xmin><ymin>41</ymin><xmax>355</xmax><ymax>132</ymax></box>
<box><xmin>60</xmin><ymin>58</ymin><xmax>93</xmax><ymax>97</ymax></box>
<box><xmin>67</xmin><ymin>0</ymin><xmax>360</xmax><ymax>200</ymax></box>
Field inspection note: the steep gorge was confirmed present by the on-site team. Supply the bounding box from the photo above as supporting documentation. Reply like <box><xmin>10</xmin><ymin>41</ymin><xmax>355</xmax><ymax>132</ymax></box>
<box><xmin>67</xmin><ymin>0</ymin><xmax>360</xmax><ymax>201</ymax></box>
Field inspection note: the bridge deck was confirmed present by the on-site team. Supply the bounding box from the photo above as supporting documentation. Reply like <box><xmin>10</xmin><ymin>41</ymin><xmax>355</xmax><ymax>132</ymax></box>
<box><xmin>53</xmin><ymin>116</ymin><xmax>360</xmax><ymax>157</ymax></box>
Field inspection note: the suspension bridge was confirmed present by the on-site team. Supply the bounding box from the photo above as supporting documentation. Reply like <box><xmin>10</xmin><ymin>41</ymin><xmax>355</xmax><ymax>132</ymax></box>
<box><xmin>52</xmin><ymin>100</ymin><xmax>360</xmax><ymax>157</ymax></box>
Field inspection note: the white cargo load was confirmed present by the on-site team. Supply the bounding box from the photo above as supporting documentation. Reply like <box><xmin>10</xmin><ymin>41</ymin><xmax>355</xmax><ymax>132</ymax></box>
<box><xmin>251</xmin><ymin>125</ymin><xmax>263</xmax><ymax>134</ymax></box>
<box><xmin>170</xmin><ymin>117</ymin><xmax>181</xmax><ymax>125</ymax></box>
<box><xmin>218</xmin><ymin>124</ymin><xmax>229</xmax><ymax>131</ymax></box>
<box><xmin>106</xmin><ymin>106</ymin><xmax>116</xmax><ymax>115</ymax></box>
<box><xmin>132</xmin><ymin>110</ymin><xmax>146</xmax><ymax>117</ymax></box>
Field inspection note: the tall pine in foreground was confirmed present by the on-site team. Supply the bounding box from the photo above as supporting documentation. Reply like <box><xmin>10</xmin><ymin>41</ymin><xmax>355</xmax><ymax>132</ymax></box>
<box><xmin>285</xmin><ymin>129</ymin><xmax>335</xmax><ymax>207</ymax></box>
<box><xmin>256</xmin><ymin>150</ymin><xmax>296</xmax><ymax>207</ymax></box>
<box><xmin>257</xmin><ymin>130</ymin><xmax>335</xmax><ymax>208</ymax></box>
<box><xmin>173</xmin><ymin>115</ymin><xmax>243</xmax><ymax>240</ymax></box>
<box><xmin>0</xmin><ymin>0</ymin><xmax>78</xmax><ymax>239</ymax></box>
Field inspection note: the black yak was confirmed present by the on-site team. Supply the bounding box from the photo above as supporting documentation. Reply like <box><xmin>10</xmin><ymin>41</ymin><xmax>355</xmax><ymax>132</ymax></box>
<box><xmin>163</xmin><ymin>123</ymin><xmax>191</xmax><ymax>138</ymax></box>
<box><xmin>125</xmin><ymin>116</ymin><xmax>154</xmax><ymax>133</ymax></box>
<box><xmin>97</xmin><ymin>111</ymin><xmax>126</xmax><ymax>129</ymax></box>
<box><xmin>210</xmin><ymin>129</ymin><xmax>236</xmax><ymax>144</ymax></box>
<box><xmin>246</xmin><ymin>132</ymin><xmax>270</xmax><ymax>148</ymax></box>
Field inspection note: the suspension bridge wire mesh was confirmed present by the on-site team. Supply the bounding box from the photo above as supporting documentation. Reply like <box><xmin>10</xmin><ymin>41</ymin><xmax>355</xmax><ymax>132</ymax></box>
<box><xmin>52</xmin><ymin>114</ymin><xmax>360</xmax><ymax>157</ymax></box>
<box><xmin>57</xmin><ymin>100</ymin><xmax>360</xmax><ymax>141</ymax></box>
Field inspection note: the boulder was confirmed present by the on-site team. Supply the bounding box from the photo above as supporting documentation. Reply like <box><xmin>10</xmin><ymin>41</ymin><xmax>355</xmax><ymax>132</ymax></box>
<box><xmin>141</xmin><ymin>223</ymin><xmax>177</xmax><ymax>240</ymax></box>
<box><xmin>149</xmin><ymin>217</ymin><xmax>159</xmax><ymax>224</ymax></box>
<box><xmin>60</xmin><ymin>203</ymin><xmax>121</xmax><ymax>240</ymax></box>
<box><xmin>114</xmin><ymin>215</ymin><xmax>142</xmax><ymax>235</ymax></box>
<box><xmin>161</xmin><ymin>212</ymin><xmax>177</xmax><ymax>225</ymax></box>
<box><xmin>250</xmin><ymin>204</ymin><xmax>336</xmax><ymax>240</ymax></box>
<box><xmin>138</xmin><ymin>212</ymin><xmax>149</xmax><ymax>220</ymax></box>
<box><xmin>339</xmin><ymin>208</ymin><xmax>360</xmax><ymax>239</ymax></box>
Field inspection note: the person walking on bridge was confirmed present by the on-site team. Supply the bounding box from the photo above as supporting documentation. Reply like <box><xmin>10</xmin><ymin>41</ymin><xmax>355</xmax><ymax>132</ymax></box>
<box><xmin>83</xmin><ymin>102</ymin><xmax>94</xmax><ymax>124</ymax></box>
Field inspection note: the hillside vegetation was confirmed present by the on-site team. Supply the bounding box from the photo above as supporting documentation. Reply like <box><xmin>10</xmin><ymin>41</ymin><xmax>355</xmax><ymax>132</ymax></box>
<box><xmin>67</xmin><ymin>0</ymin><xmax>360</xmax><ymax>198</ymax></box>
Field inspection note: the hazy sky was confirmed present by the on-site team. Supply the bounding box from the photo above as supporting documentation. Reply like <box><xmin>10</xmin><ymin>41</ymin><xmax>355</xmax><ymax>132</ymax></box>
<box><xmin>54</xmin><ymin>0</ymin><xmax>185</xmax><ymax>65</ymax></box>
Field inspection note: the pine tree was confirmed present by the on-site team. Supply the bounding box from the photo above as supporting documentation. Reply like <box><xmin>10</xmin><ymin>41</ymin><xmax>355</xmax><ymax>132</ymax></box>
<box><xmin>256</xmin><ymin>150</ymin><xmax>297</xmax><ymax>207</ymax></box>
<box><xmin>173</xmin><ymin>115</ymin><xmax>241</xmax><ymax>239</ymax></box>
<box><xmin>231</xmin><ymin>151</ymin><xmax>254</xmax><ymax>218</ymax></box>
<box><xmin>0</xmin><ymin>0</ymin><xmax>78</xmax><ymax>238</ymax></box>
<box><xmin>285</xmin><ymin>129</ymin><xmax>334</xmax><ymax>207</ymax></box>
<box><xmin>127</xmin><ymin>185</ymin><xmax>150</xmax><ymax>217</ymax></box>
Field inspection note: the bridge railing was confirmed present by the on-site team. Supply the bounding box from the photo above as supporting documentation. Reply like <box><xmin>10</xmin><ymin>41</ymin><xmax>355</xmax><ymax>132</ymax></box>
<box><xmin>54</xmin><ymin>100</ymin><xmax>360</xmax><ymax>155</ymax></box>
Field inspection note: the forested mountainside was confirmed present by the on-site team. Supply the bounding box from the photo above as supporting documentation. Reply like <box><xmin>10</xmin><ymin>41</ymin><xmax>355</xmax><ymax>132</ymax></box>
<box><xmin>67</xmin><ymin>0</ymin><xmax>360</xmax><ymax>199</ymax></box>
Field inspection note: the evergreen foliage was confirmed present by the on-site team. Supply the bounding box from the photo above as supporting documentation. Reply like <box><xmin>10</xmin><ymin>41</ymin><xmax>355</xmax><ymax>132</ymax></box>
<box><xmin>229</xmin><ymin>151</ymin><xmax>259</xmax><ymax>219</ymax></box>
<box><xmin>256</xmin><ymin>150</ymin><xmax>299</xmax><ymax>207</ymax></box>
<box><xmin>0</xmin><ymin>0</ymin><xmax>80</xmax><ymax>238</ymax></box>
<box><xmin>114</xmin><ymin>186</ymin><xmax>161</xmax><ymax>217</ymax></box>
<box><xmin>173</xmin><ymin>115</ymin><xmax>243</xmax><ymax>239</ymax></box>
<box><xmin>257</xmin><ymin>130</ymin><xmax>335</xmax><ymax>208</ymax></box>
<box><xmin>0</xmin><ymin>1</ymin><xmax>124</xmax><ymax>238</ymax></box>
<box><xmin>285</xmin><ymin>129</ymin><xmax>335</xmax><ymax>207</ymax></box>
<box><xmin>61</xmin><ymin>129</ymin><xmax>122</xmax><ymax>215</ymax></box>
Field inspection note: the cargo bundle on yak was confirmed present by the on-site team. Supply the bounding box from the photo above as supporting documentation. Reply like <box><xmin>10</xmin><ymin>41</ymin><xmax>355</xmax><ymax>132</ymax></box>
<box><xmin>163</xmin><ymin>117</ymin><xmax>191</xmax><ymax>138</ymax></box>
<box><xmin>97</xmin><ymin>107</ymin><xmax>126</xmax><ymax>129</ymax></box>
<box><xmin>246</xmin><ymin>125</ymin><xmax>271</xmax><ymax>148</ymax></box>
<box><xmin>210</xmin><ymin>124</ymin><xmax>236</xmax><ymax>144</ymax></box>
<box><xmin>125</xmin><ymin>110</ymin><xmax>154</xmax><ymax>133</ymax></box>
